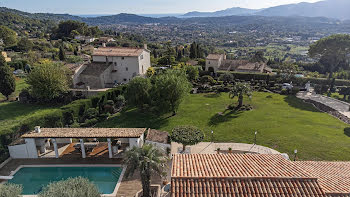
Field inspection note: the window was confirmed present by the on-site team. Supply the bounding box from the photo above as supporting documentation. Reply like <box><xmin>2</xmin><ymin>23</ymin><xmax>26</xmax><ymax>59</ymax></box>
<box><xmin>121</xmin><ymin>57</ymin><xmax>125</xmax><ymax>60</ymax></box>
<box><xmin>140</xmin><ymin>54</ymin><xmax>143</xmax><ymax>60</ymax></box>
<box><xmin>123</xmin><ymin>78</ymin><xmax>127</xmax><ymax>82</ymax></box>
<box><xmin>142</xmin><ymin>65</ymin><xmax>144</xmax><ymax>73</ymax></box>
<box><xmin>209</xmin><ymin>61</ymin><xmax>211</xmax><ymax>64</ymax></box>
<box><xmin>126</xmin><ymin>67</ymin><xmax>128</xmax><ymax>71</ymax></box>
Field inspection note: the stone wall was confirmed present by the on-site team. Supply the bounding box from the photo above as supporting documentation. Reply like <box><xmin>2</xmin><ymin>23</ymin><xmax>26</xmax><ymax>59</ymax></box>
<box><xmin>305</xmin><ymin>99</ymin><xmax>350</xmax><ymax>124</ymax></box>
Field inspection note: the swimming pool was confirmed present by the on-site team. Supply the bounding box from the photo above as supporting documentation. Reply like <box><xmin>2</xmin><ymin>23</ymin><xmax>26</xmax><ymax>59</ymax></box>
<box><xmin>8</xmin><ymin>165</ymin><xmax>125</xmax><ymax>196</ymax></box>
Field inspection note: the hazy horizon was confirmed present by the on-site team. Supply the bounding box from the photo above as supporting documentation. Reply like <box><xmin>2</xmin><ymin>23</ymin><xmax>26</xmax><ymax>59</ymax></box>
<box><xmin>0</xmin><ymin>0</ymin><xmax>322</xmax><ymax>15</ymax></box>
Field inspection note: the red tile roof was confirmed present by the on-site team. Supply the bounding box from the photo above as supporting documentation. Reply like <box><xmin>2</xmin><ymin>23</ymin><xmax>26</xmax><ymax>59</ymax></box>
<box><xmin>172</xmin><ymin>154</ymin><xmax>311</xmax><ymax>178</ymax></box>
<box><xmin>171</xmin><ymin>178</ymin><xmax>325</xmax><ymax>197</ymax></box>
<box><xmin>171</xmin><ymin>154</ymin><xmax>327</xmax><ymax>197</ymax></box>
<box><xmin>295</xmin><ymin>161</ymin><xmax>350</xmax><ymax>196</ymax></box>
<box><xmin>206</xmin><ymin>54</ymin><xmax>224</xmax><ymax>60</ymax></box>
<box><xmin>93</xmin><ymin>47</ymin><xmax>144</xmax><ymax>57</ymax></box>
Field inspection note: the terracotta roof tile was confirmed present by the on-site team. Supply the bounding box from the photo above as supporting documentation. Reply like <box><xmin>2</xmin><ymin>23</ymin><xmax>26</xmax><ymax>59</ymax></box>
<box><xmin>171</xmin><ymin>178</ymin><xmax>326</xmax><ymax>197</ymax></box>
<box><xmin>172</xmin><ymin>154</ymin><xmax>311</xmax><ymax>178</ymax></box>
<box><xmin>21</xmin><ymin>128</ymin><xmax>146</xmax><ymax>138</ymax></box>
<box><xmin>93</xmin><ymin>47</ymin><xmax>144</xmax><ymax>57</ymax></box>
<box><xmin>206</xmin><ymin>54</ymin><xmax>224</xmax><ymax>60</ymax></box>
<box><xmin>295</xmin><ymin>161</ymin><xmax>350</xmax><ymax>196</ymax></box>
<box><xmin>171</xmin><ymin>154</ymin><xmax>327</xmax><ymax>197</ymax></box>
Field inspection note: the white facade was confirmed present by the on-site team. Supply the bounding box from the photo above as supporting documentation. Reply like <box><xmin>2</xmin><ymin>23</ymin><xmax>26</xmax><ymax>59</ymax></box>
<box><xmin>129</xmin><ymin>134</ymin><xmax>144</xmax><ymax>148</ymax></box>
<box><xmin>92</xmin><ymin>50</ymin><xmax>150</xmax><ymax>84</ymax></box>
<box><xmin>8</xmin><ymin>138</ymin><xmax>39</xmax><ymax>159</ymax></box>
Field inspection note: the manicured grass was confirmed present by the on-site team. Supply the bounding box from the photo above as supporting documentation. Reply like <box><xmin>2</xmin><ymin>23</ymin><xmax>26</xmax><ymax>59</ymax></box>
<box><xmin>97</xmin><ymin>92</ymin><xmax>350</xmax><ymax>161</ymax></box>
<box><xmin>0</xmin><ymin>102</ymin><xmax>61</xmax><ymax>133</ymax></box>
<box><xmin>0</xmin><ymin>78</ymin><xmax>29</xmax><ymax>101</ymax></box>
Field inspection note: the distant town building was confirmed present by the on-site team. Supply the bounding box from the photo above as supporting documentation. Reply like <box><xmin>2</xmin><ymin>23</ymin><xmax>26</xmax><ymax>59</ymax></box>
<box><xmin>1</xmin><ymin>51</ymin><xmax>11</xmax><ymax>62</ymax></box>
<box><xmin>70</xmin><ymin>45</ymin><xmax>151</xmax><ymax>89</ymax></box>
<box><xmin>74</xmin><ymin>35</ymin><xmax>96</xmax><ymax>43</ymax></box>
<box><xmin>205</xmin><ymin>53</ymin><xmax>272</xmax><ymax>74</ymax></box>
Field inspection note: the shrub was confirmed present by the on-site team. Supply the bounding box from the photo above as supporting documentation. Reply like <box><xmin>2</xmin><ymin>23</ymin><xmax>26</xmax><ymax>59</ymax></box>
<box><xmin>291</xmin><ymin>87</ymin><xmax>300</xmax><ymax>95</ymax></box>
<box><xmin>80</xmin><ymin>118</ymin><xmax>98</xmax><ymax>127</ymax></box>
<box><xmin>0</xmin><ymin>183</ymin><xmax>22</xmax><ymax>197</ymax></box>
<box><xmin>39</xmin><ymin>177</ymin><xmax>100</xmax><ymax>197</ymax></box>
<box><xmin>84</xmin><ymin>108</ymin><xmax>98</xmax><ymax>120</ymax></box>
<box><xmin>115</xmin><ymin>95</ymin><xmax>125</xmax><ymax>108</ymax></box>
<box><xmin>218</xmin><ymin>73</ymin><xmax>234</xmax><ymax>83</ymax></box>
<box><xmin>200</xmin><ymin>75</ymin><xmax>215</xmax><ymax>85</ymax></box>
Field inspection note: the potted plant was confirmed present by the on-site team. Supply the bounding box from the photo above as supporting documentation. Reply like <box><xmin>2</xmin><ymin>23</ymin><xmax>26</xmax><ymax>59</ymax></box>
<box><xmin>228</xmin><ymin>147</ymin><xmax>232</xmax><ymax>154</ymax></box>
<box><xmin>216</xmin><ymin>148</ymin><xmax>220</xmax><ymax>154</ymax></box>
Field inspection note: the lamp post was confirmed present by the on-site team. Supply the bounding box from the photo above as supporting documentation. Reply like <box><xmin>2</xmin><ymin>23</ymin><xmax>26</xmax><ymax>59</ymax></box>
<box><xmin>254</xmin><ymin>131</ymin><xmax>257</xmax><ymax>145</ymax></box>
<box><xmin>211</xmin><ymin>130</ymin><xmax>214</xmax><ymax>142</ymax></box>
<box><xmin>294</xmin><ymin>149</ymin><xmax>298</xmax><ymax>161</ymax></box>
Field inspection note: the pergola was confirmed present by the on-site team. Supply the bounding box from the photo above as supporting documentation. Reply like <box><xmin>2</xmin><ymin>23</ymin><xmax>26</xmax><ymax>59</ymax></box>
<box><xmin>20</xmin><ymin>128</ymin><xmax>146</xmax><ymax>159</ymax></box>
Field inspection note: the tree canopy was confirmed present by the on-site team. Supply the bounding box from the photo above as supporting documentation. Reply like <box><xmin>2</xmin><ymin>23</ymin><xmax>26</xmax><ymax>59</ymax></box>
<box><xmin>0</xmin><ymin>52</ymin><xmax>15</xmax><ymax>100</ymax></box>
<box><xmin>229</xmin><ymin>82</ymin><xmax>252</xmax><ymax>108</ymax></box>
<box><xmin>52</xmin><ymin>20</ymin><xmax>103</xmax><ymax>39</ymax></box>
<box><xmin>26</xmin><ymin>62</ymin><xmax>70</xmax><ymax>102</ymax></box>
<box><xmin>0</xmin><ymin>25</ymin><xmax>17</xmax><ymax>47</ymax></box>
<box><xmin>0</xmin><ymin>183</ymin><xmax>22</xmax><ymax>197</ymax></box>
<box><xmin>309</xmin><ymin>34</ymin><xmax>350</xmax><ymax>78</ymax></box>
<box><xmin>153</xmin><ymin>70</ymin><xmax>192</xmax><ymax>115</ymax></box>
<box><xmin>124</xmin><ymin>144</ymin><xmax>166</xmax><ymax>197</ymax></box>
<box><xmin>125</xmin><ymin>77</ymin><xmax>152</xmax><ymax>109</ymax></box>
<box><xmin>171</xmin><ymin>125</ymin><xmax>204</xmax><ymax>152</ymax></box>
<box><xmin>39</xmin><ymin>177</ymin><xmax>100</xmax><ymax>197</ymax></box>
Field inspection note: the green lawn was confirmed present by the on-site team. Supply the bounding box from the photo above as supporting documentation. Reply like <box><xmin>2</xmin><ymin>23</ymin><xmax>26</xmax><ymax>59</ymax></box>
<box><xmin>0</xmin><ymin>102</ymin><xmax>61</xmax><ymax>133</ymax></box>
<box><xmin>97</xmin><ymin>92</ymin><xmax>350</xmax><ymax>161</ymax></box>
<box><xmin>0</xmin><ymin>78</ymin><xmax>29</xmax><ymax>101</ymax></box>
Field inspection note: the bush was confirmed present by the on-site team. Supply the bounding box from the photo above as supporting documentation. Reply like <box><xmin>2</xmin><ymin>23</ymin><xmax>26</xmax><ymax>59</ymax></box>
<box><xmin>84</xmin><ymin>108</ymin><xmax>98</xmax><ymax>120</ymax></box>
<box><xmin>115</xmin><ymin>95</ymin><xmax>125</xmax><ymax>108</ymax></box>
<box><xmin>0</xmin><ymin>183</ymin><xmax>22</xmax><ymax>197</ymax></box>
<box><xmin>39</xmin><ymin>177</ymin><xmax>100</xmax><ymax>197</ymax></box>
<box><xmin>80</xmin><ymin>118</ymin><xmax>99</xmax><ymax>127</ymax></box>
<box><xmin>291</xmin><ymin>87</ymin><xmax>300</xmax><ymax>95</ymax></box>
<box><xmin>218</xmin><ymin>73</ymin><xmax>234</xmax><ymax>83</ymax></box>
<box><xmin>200</xmin><ymin>75</ymin><xmax>215</xmax><ymax>85</ymax></box>
<box><xmin>314</xmin><ymin>84</ymin><xmax>329</xmax><ymax>94</ymax></box>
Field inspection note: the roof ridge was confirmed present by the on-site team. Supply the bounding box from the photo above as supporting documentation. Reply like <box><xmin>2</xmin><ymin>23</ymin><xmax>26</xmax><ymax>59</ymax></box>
<box><xmin>171</xmin><ymin>176</ymin><xmax>319</xmax><ymax>180</ymax></box>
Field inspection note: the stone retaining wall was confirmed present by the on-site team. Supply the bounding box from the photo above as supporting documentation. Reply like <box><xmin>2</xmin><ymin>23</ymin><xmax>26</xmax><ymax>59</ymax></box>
<box><xmin>305</xmin><ymin>99</ymin><xmax>350</xmax><ymax>124</ymax></box>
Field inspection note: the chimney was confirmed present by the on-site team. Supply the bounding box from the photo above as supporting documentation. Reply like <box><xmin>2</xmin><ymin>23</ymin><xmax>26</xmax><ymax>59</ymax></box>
<box><xmin>35</xmin><ymin>126</ymin><xmax>41</xmax><ymax>133</ymax></box>
<box><xmin>102</xmin><ymin>43</ymin><xmax>106</xmax><ymax>48</ymax></box>
<box><xmin>144</xmin><ymin>44</ymin><xmax>147</xmax><ymax>50</ymax></box>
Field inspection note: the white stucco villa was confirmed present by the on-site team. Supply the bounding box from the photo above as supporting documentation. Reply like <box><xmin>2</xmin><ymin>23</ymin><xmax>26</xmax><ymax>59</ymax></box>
<box><xmin>71</xmin><ymin>45</ymin><xmax>151</xmax><ymax>89</ymax></box>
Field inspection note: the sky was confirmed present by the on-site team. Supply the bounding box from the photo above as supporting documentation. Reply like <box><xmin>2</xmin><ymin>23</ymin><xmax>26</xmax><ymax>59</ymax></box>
<box><xmin>0</xmin><ymin>0</ymin><xmax>323</xmax><ymax>15</ymax></box>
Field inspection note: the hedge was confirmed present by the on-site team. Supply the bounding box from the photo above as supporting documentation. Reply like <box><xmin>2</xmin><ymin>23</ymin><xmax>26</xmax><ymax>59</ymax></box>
<box><xmin>0</xmin><ymin>86</ymin><xmax>124</xmax><ymax>163</ymax></box>
<box><xmin>217</xmin><ymin>71</ymin><xmax>350</xmax><ymax>86</ymax></box>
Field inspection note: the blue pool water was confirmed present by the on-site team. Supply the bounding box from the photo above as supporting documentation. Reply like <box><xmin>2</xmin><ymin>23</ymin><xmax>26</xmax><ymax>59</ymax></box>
<box><xmin>8</xmin><ymin>166</ymin><xmax>123</xmax><ymax>195</ymax></box>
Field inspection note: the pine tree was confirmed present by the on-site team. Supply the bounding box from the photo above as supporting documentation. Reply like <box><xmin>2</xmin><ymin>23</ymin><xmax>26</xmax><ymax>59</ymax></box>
<box><xmin>190</xmin><ymin>42</ymin><xmax>197</xmax><ymax>59</ymax></box>
<box><xmin>59</xmin><ymin>45</ymin><xmax>66</xmax><ymax>61</ymax></box>
<box><xmin>0</xmin><ymin>53</ymin><xmax>15</xmax><ymax>100</ymax></box>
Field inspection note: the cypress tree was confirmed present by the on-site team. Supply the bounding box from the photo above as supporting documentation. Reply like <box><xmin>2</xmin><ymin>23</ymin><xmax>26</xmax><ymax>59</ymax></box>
<box><xmin>0</xmin><ymin>53</ymin><xmax>15</xmax><ymax>100</ymax></box>
<box><xmin>59</xmin><ymin>45</ymin><xmax>66</xmax><ymax>61</ymax></box>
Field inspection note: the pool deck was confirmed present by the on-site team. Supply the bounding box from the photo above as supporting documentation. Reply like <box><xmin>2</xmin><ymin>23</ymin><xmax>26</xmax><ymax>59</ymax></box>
<box><xmin>0</xmin><ymin>158</ymin><xmax>162</xmax><ymax>197</ymax></box>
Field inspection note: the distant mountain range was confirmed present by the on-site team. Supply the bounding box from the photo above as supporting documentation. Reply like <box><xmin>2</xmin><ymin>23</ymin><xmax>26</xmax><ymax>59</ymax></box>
<box><xmin>182</xmin><ymin>0</ymin><xmax>350</xmax><ymax>20</ymax></box>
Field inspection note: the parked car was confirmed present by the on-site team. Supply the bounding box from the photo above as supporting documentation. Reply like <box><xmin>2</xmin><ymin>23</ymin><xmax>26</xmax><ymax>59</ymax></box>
<box><xmin>282</xmin><ymin>83</ymin><xmax>293</xmax><ymax>90</ymax></box>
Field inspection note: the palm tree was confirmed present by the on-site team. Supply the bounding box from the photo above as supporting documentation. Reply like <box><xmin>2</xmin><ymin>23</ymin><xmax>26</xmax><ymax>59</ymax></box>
<box><xmin>229</xmin><ymin>82</ymin><xmax>252</xmax><ymax>108</ymax></box>
<box><xmin>124</xmin><ymin>144</ymin><xmax>167</xmax><ymax>197</ymax></box>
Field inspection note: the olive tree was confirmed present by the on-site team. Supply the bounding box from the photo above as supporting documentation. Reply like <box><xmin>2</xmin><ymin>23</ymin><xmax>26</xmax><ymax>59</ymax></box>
<box><xmin>171</xmin><ymin>125</ymin><xmax>204</xmax><ymax>152</ymax></box>
<box><xmin>26</xmin><ymin>62</ymin><xmax>70</xmax><ymax>102</ymax></box>
<box><xmin>229</xmin><ymin>82</ymin><xmax>252</xmax><ymax>108</ymax></box>
<box><xmin>153</xmin><ymin>70</ymin><xmax>191</xmax><ymax>115</ymax></box>
<box><xmin>0</xmin><ymin>183</ymin><xmax>22</xmax><ymax>197</ymax></box>
<box><xmin>39</xmin><ymin>177</ymin><xmax>100</xmax><ymax>197</ymax></box>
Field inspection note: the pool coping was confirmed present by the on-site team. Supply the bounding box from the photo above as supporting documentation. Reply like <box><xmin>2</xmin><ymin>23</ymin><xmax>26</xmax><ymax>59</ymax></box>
<box><xmin>9</xmin><ymin>164</ymin><xmax>126</xmax><ymax>197</ymax></box>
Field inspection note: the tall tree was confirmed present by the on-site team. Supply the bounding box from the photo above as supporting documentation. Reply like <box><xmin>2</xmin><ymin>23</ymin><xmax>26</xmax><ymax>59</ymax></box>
<box><xmin>229</xmin><ymin>82</ymin><xmax>252</xmax><ymax>108</ymax></box>
<box><xmin>189</xmin><ymin>42</ymin><xmax>197</xmax><ymax>59</ymax></box>
<box><xmin>59</xmin><ymin>45</ymin><xmax>66</xmax><ymax>61</ymax></box>
<box><xmin>309</xmin><ymin>34</ymin><xmax>350</xmax><ymax>79</ymax></box>
<box><xmin>153</xmin><ymin>70</ymin><xmax>191</xmax><ymax>115</ymax></box>
<box><xmin>26</xmin><ymin>62</ymin><xmax>70</xmax><ymax>102</ymax></box>
<box><xmin>124</xmin><ymin>144</ymin><xmax>167</xmax><ymax>197</ymax></box>
<box><xmin>124</xmin><ymin>77</ymin><xmax>152</xmax><ymax>110</ymax></box>
<box><xmin>0</xmin><ymin>26</ymin><xmax>17</xmax><ymax>47</ymax></box>
<box><xmin>17</xmin><ymin>37</ymin><xmax>34</xmax><ymax>52</ymax></box>
<box><xmin>0</xmin><ymin>53</ymin><xmax>15</xmax><ymax>100</ymax></box>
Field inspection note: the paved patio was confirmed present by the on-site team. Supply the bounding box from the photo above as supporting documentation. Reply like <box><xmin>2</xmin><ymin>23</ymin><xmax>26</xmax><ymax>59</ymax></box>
<box><xmin>171</xmin><ymin>142</ymin><xmax>280</xmax><ymax>155</ymax></box>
